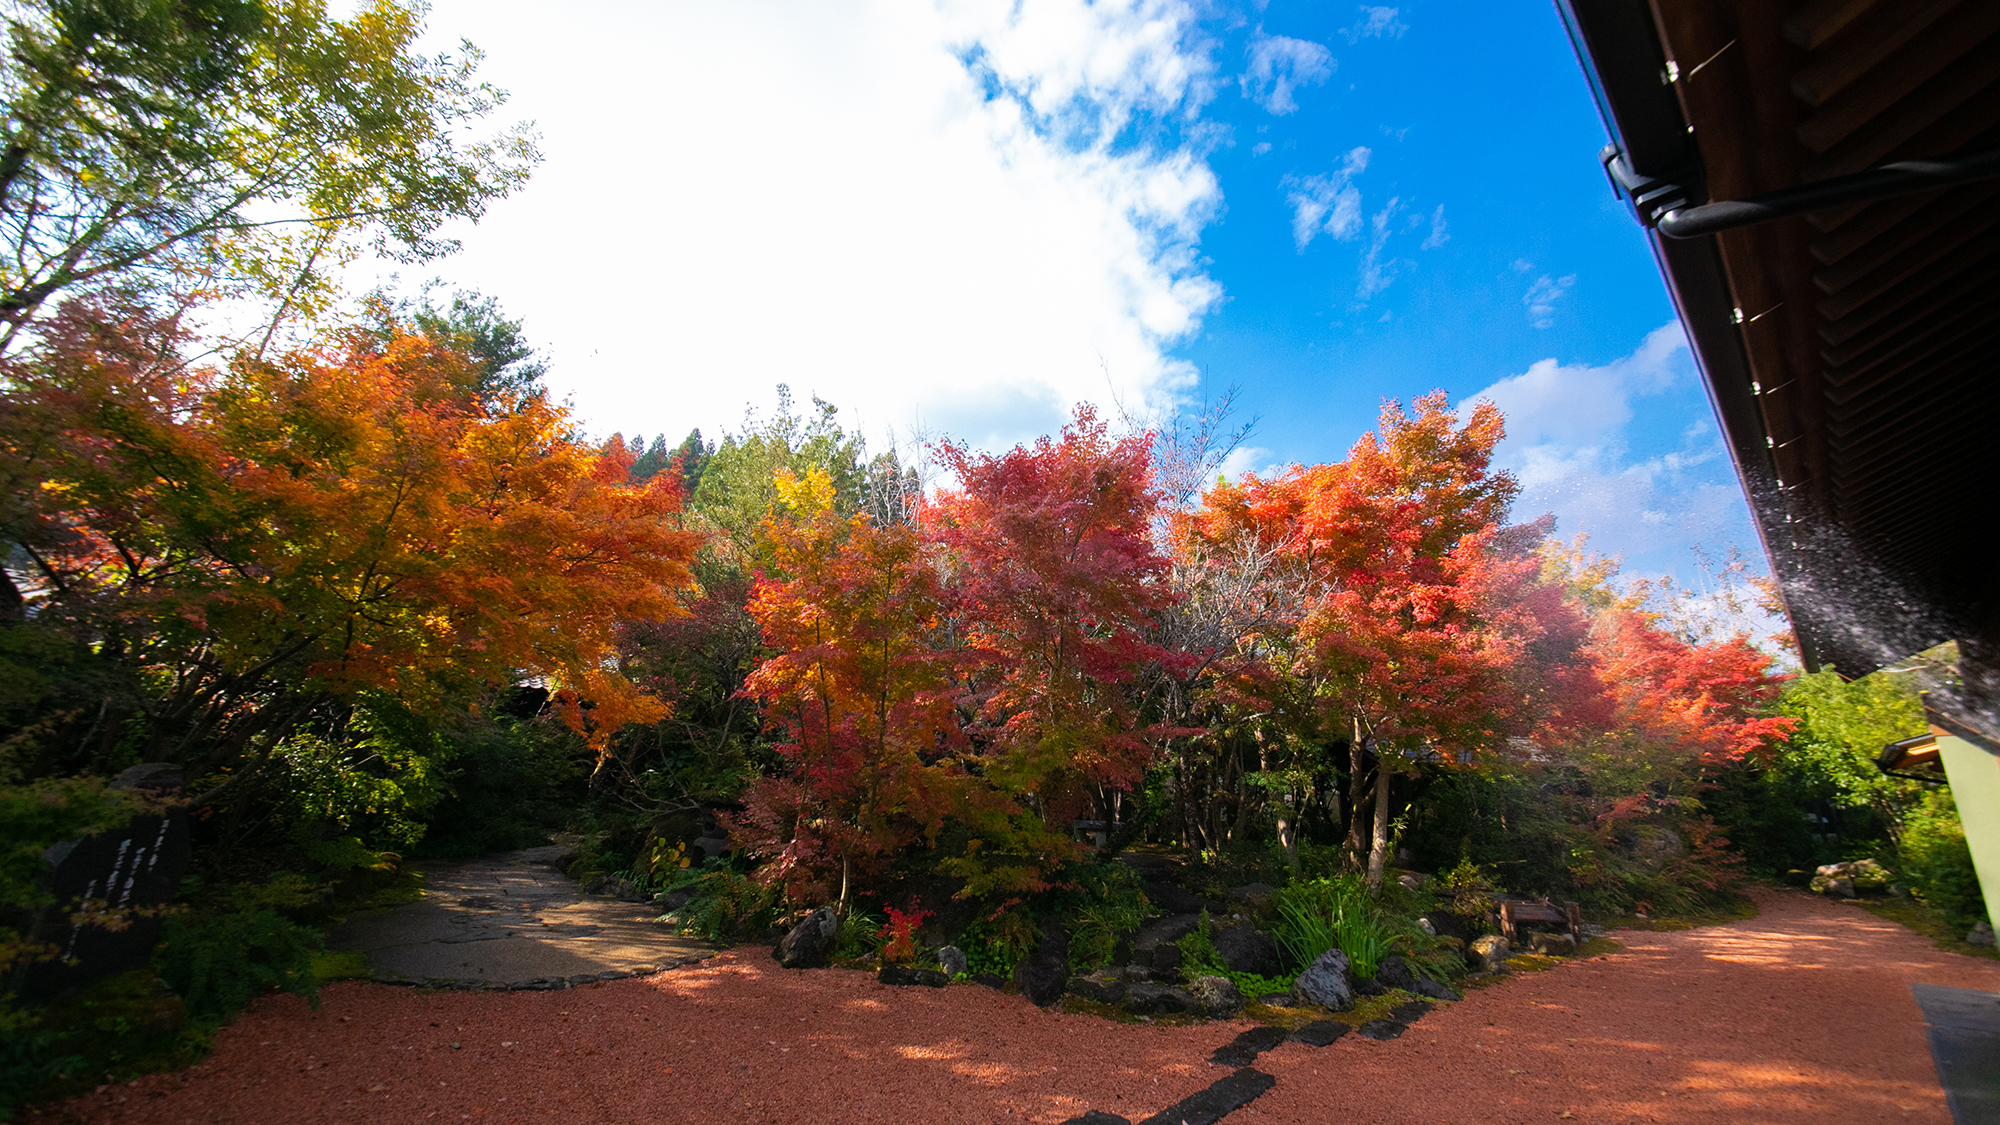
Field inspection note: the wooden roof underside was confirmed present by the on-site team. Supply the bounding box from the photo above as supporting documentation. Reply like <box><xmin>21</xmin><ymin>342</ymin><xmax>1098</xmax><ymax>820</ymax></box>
<box><xmin>1563</xmin><ymin>0</ymin><xmax>2000</xmax><ymax>680</ymax></box>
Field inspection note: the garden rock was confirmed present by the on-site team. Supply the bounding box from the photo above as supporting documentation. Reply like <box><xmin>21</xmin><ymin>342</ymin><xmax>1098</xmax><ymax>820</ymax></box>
<box><xmin>1969</xmin><ymin>922</ymin><xmax>1996</xmax><ymax>947</ymax></box>
<box><xmin>1213</xmin><ymin>924</ymin><xmax>1284</xmax><ymax>977</ymax></box>
<box><xmin>1529</xmin><ymin>932</ymin><xmax>1578</xmax><ymax>957</ymax></box>
<box><xmin>971</xmin><ymin>972</ymin><xmax>1009</xmax><ymax>990</ymax></box>
<box><xmin>1811</xmin><ymin>859</ymin><xmax>1889</xmax><ymax>896</ymax></box>
<box><xmin>937</xmin><ymin>944</ymin><xmax>969</xmax><ymax>978</ymax></box>
<box><xmin>1150</xmin><ymin>943</ymin><xmax>1182</xmax><ymax>974</ymax></box>
<box><xmin>1420</xmin><ymin>911</ymin><xmax>1472</xmax><ymax>941</ymax></box>
<box><xmin>1142</xmin><ymin>880</ymin><xmax>1213</xmax><ymax>915</ymax></box>
<box><xmin>1014</xmin><ymin>922</ymin><xmax>1071</xmax><ymax>1007</ymax></box>
<box><xmin>1121</xmin><ymin>983</ymin><xmax>1196</xmax><ymax>1015</ymax></box>
<box><xmin>1374</xmin><ymin>954</ymin><xmax>1461</xmax><ymax>1001</ymax></box>
<box><xmin>1067</xmin><ymin>974</ymin><xmax>1126</xmax><ymax>1004</ymax></box>
<box><xmin>1289</xmin><ymin>948</ymin><xmax>1357</xmax><ymax>1012</ymax></box>
<box><xmin>1188</xmin><ymin>975</ymin><xmax>1244</xmax><ymax>1018</ymax></box>
<box><xmin>772</xmin><ymin>905</ymin><xmax>840</xmax><ymax>969</ymax></box>
<box><xmin>1631</xmin><ymin>826</ymin><xmax>1686</xmax><ymax>870</ymax></box>
<box><xmin>1468</xmin><ymin>935</ymin><xmax>1509</xmax><ymax>974</ymax></box>
<box><xmin>1227</xmin><ymin>883</ymin><xmax>1276</xmax><ymax>914</ymax></box>
<box><xmin>1129</xmin><ymin>913</ymin><xmax>1202</xmax><ymax>966</ymax></box>
<box><xmin>878</xmin><ymin>965</ymin><xmax>950</xmax><ymax>988</ymax></box>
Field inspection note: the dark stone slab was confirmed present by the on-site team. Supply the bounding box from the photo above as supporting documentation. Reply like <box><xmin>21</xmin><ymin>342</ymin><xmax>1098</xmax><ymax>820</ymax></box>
<box><xmin>1289</xmin><ymin>1019</ymin><xmax>1350</xmax><ymax>1047</ymax></box>
<box><xmin>1356</xmin><ymin>1019</ymin><xmax>1406</xmax><ymax>1040</ymax></box>
<box><xmin>1389</xmin><ymin>1000</ymin><xmax>1433</xmax><ymax>1023</ymax></box>
<box><xmin>1122</xmin><ymin>982</ymin><xmax>1197</xmax><ymax>1015</ymax></box>
<box><xmin>1135</xmin><ymin>1067</ymin><xmax>1276</xmax><ymax>1125</ymax></box>
<box><xmin>1209</xmin><ymin>1025</ymin><xmax>1288</xmax><ymax>1067</ymax></box>
<box><xmin>1911</xmin><ymin>983</ymin><xmax>2000</xmax><ymax>1125</ymax></box>
<box><xmin>971</xmin><ymin>972</ymin><xmax>1010</xmax><ymax>990</ymax></box>
<box><xmin>878</xmin><ymin>965</ymin><xmax>950</xmax><ymax>988</ymax></box>
<box><xmin>17</xmin><ymin>764</ymin><xmax>191</xmax><ymax>1000</ymax></box>
<box><xmin>1058</xmin><ymin>1113</ymin><xmax>1132</xmax><ymax>1125</ymax></box>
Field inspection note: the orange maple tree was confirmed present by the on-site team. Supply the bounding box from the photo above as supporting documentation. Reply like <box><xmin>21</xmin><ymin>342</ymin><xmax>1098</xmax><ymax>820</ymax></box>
<box><xmin>1</xmin><ymin>302</ymin><xmax>699</xmax><ymax>793</ymax></box>
<box><xmin>1189</xmin><ymin>393</ymin><xmax>1569</xmax><ymax>888</ymax></box>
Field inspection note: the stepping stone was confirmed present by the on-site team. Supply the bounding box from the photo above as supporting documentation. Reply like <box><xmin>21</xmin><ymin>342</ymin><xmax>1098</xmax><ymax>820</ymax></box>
<box><xmin>1209</xmin><ymin>1025</ymin><xmax>1288</xmax><ymax>1067</ymax></box>
<box><xmin>1288</xmin><ymin>1020</ymin><xmax>1350</xmax><ymax>1047</ymax></box>
<box><xmin>1136</xmin><ymin>1067</ymin><xmax>1276</xmax><ymax>1125</ymax></box>
<box><xmin>1357</xmin><ymin>1019</ymin><xmax>1406</xmax><ymax>1040</ymax></box>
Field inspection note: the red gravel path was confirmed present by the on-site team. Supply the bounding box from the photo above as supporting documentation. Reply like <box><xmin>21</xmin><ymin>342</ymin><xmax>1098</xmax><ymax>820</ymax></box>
<box><xmin>38</xmin><ymin>888</ymin><xmax>1999</xmax><ymax>1125</ymax></box>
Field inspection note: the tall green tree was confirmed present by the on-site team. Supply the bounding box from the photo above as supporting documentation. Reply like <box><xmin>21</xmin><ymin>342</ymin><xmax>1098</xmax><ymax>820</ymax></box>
<box><xmin>0</xmin><ymin>0</ymin><xmax>537</xmax><ymax>350</ymax></box>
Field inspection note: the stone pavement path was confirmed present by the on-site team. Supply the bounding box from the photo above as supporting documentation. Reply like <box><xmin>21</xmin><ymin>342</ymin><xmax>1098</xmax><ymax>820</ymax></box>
<box><xmin>325</xmin><ymin>845</ymin><xmax>711</xmax><ymax>989</ymax></box>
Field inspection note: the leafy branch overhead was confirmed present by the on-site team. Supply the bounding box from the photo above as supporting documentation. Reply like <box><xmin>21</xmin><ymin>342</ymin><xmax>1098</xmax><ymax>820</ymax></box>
<box><xmin>0</xmin><ymin>0</ymin><xmax>538</xmax><ymax>347</ymax></box>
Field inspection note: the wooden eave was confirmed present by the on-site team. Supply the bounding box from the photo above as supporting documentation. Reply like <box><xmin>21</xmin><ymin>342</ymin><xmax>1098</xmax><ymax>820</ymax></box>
<box><xmin>1560</xmin><ymin>0</ymin><xmax>2000</xmax><ymax>681</ymax></box>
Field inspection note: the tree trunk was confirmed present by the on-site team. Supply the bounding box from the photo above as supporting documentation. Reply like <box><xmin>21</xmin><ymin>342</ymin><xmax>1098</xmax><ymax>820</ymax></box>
<box><xmin>1343</xmin><ymin>717</ymin><xmax>1367</xmax><ymax>868</ymax></box>
<box><xmin>1365</xmin><ymin>752</ymin><xmax>1391</xmax><ymax>894</ymax></box>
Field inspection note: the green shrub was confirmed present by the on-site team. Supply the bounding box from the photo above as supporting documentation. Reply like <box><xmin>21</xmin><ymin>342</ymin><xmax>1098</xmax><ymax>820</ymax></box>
<box><xmin>1899</xmin><ymin>789</ymin><xmax>1986</xmax><ymax>931</ymax></box>
<box><xmin>956</xmin><ymin>906</ymin><xmax>1037</xmax><ymax>978</ymax></box>
<box><xmin>1051</xmin><ymin>861</ymin><xmax>1154</xmax><ymax>971</ymax></box>
<box><xmin>152</xmin><ymin>894</ymin><xmax>323</xmax><ymax>1024</ymax></box>
<box><xmin>659</xmin><ymin>868</ymin><xmax>778</xmax><ymax>941</ymax></box>
<box><xmin>0</xmin><ymin>997</ymin><xmax>79</xmax><ymax>1120</ymax></box>
<box><xmin>1434</xmin><ymin>859</ymin><xmax>1497</xmax><ymax>932</ymax></box>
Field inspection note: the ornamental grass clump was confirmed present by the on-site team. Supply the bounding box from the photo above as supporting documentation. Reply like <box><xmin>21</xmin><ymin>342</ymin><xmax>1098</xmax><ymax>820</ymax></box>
<box><xmin>1272</xmin><ymin>876</ymin><xmax>1394</xmax><ymax>979</ymax></box>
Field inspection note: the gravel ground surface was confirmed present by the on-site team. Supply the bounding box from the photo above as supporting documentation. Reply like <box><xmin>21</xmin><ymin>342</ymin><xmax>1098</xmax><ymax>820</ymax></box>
<box><xmin>36</xmin><ymin>887</ymin><xmax>1999</xmax><ymax>1125</ymax></box>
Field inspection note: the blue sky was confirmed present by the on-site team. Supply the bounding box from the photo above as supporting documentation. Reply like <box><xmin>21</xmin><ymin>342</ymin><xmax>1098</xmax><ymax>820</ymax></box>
<box><xmin>382</xmin><ymin>0</ymin><xmax>1766</xmax><ymax>591</ymax></box>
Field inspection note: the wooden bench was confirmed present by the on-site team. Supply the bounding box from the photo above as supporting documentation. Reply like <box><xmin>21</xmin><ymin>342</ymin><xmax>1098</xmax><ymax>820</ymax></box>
<box><xmin>1498</xmin><ymin>899</ymin><xmax>1583</xmax><ymax>946</ymax></box>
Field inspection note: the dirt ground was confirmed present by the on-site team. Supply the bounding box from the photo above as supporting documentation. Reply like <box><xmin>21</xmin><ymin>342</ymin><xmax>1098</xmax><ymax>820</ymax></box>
<box><xmin>34</xmin><ymin>887</ymin><xmax>2000</xmax><ymax>1125</ymax></box>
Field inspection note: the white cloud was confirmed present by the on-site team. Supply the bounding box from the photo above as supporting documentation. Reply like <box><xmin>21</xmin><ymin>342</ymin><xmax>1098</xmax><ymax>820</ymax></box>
<box><xmin>1523</xmin><ymin>273</ymin><xmax>1576</xmax><ymax>328</ymax></box>
<box><xmin>1469</xmin><ymin>324</ymin><xmax>1761</xmax><ymax>582</ymax></box>
<box><xmin>1285</xmin><ymin>146</ymin><xmax>1370</xmax><ymax>250</ymax></box>
<box><xmin>1240</xmin><ymin>31</ymin><xmax>1333</xmax><ymax>115</ymax></box>
<box><xmin>1341</xmin><ymin>6</ymin><xmax>1407</xmax><ymax>42</ymax></box>
<box><xmin>1356</xmin><ymin>195</ymin><xmax>1403</xmax><ymax>298</ymax></box>
<box><xmin>1421</xmin><ymin>203</ymin><xmax>1448</xmax><ymax>249</ymax></box>
<box><xmin>1216</xmin><ymin>443</ymin><xmax>1275</xmax><ymax>482</ymax></box>
<box><xmin>363</xmin><ymin>0</ymin><xmax>1228</xmax><ymax>453</ymax></box>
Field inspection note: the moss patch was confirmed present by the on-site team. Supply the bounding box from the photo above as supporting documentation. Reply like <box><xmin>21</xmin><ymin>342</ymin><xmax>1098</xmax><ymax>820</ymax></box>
<box><xmin>308</xmin><ymin>949</ymin><xmax>373</xmax><ymax>982</ymax></box>
<box><xmin>332</xmin><ymin>866</ymin><xmax>427</xmax><ymax>912</ymax></box>
<box><xmin>1854</xmin><ymin>898</ymin><xmax>2000</xmax><ymax>962</ymax></box>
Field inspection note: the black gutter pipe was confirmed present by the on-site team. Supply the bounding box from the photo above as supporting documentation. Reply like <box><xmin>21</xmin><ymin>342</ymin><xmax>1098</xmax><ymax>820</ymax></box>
<box><xmin>1657</xmin><ymin>148</ymin><xmax>2000</xmax><ymax>238</ymax></box>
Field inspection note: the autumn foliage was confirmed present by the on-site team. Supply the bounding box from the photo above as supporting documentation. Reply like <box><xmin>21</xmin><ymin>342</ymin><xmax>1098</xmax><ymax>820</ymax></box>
<box><xmin>1</xmin><ymin>302</ymin><xmax>699</xmax><ymax>789</ymax></box>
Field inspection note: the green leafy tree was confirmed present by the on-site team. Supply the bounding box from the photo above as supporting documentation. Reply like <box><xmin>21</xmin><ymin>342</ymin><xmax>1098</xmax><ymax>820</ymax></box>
<box><xmin>1772</xmin><ymin>667</ymin><xmax>1928</xmax><ymax>831</ymax></box>
<box><xmin>0</xmin><ymin>0</ymin><xmax>538</xmax><ymax>349</ymax></box>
